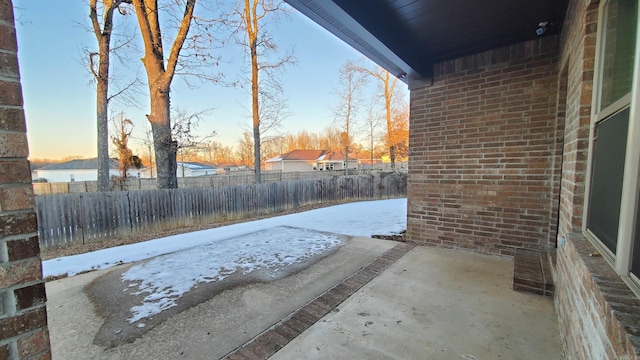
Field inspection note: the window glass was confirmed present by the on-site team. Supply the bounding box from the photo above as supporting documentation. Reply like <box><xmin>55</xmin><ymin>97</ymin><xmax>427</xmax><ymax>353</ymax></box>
<box><xmin>587</xmin><ymin>107</ymin><xmax>630</xmax><ymax>253</ymax></box>
<box><xmin>599</xmin><ymin>0</ymin><xmax>637</xmax><ymax>111</ymax></box>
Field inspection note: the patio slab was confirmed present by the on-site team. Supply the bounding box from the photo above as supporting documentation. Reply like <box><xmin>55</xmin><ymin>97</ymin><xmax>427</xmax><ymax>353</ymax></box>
<box><xmin>270</xmin><ymin>246</ymin><xmax>562</xmax><ymax>360</ymax></box>
<box><xmin>46</xmin><ymin>239</ymin><xmax>562</xmax><ymax>360</ymax></box>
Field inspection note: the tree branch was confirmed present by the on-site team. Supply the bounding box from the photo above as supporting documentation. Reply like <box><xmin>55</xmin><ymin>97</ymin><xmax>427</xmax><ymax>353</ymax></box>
<box><xmin>165</xmin><ymin>0</ymin><xmax>197</xmax><ymax>83</ymax></box>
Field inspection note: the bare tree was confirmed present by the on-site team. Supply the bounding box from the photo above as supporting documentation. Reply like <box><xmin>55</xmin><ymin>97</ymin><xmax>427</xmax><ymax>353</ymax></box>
<box><xmin>88</xmin><ymin>0</ymin><xmax>134</xmax><ymax>191</ymax></box>
<box><xmin>111</xmin><ymin>113</ymin><xmax>142</xmax><ymax>181</ymax></box>
<box><xmin>236</xmin><ymin>131</ymin><xmax>254</xmax><ymax>168</ymax></box>
<box><xmin>318</xmin><ymin>126</ymin><xmax>342</xmax><ymax>153</ymax></box>
<box><xmin>352</xmin><ymin>64</ymin><xmax>404</xmax><ymax>168</ymax></box>
<box><xmin>389</xmin><ymin>102</ymin><xmax>410</xmax><ymax>164</ymax></box>
<box><xmin>224</xmin><ymin>0</ymin><xmax>294</xmax><ymax>183</ymax></box>
<box><xmin>363</xmin><ymin>105</ymin><xmax>382</xmax><ymax>167</ymax></box>
<box><xmin>140</xmin><ymin>123</ymin><xmax>155</xmax><ymax>177</ymax></box>
<box><xmin>206</xmin><ymin>141</ymin><xmax>237</xmax><ymax>164</ymax></box>
<box><xmin>333</xmin><ymin>61</ymin><xmax>368</xmax><ymax>175</ymax></box>
<box><xmin>171</xmin><ymin>107</ymin><xmax>216</xmax><ymax>176</ymax></box>
<box><xmin>283</xmin><ymin>130</ymin><xmax>317</xmax><ymax>150</ymax></box>
<box><xmin>131</xmin><ymin>0</ymin><xmax>196</xmax><ymax>189</ymax></box>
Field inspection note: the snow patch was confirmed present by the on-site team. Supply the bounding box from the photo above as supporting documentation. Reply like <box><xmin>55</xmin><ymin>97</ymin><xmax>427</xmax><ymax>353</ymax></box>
<box><xmin>42</xmin><ymin>198</ymin><xmax>407</xmax><ymax>279</ymax></box>
<box><xmin>121</xmin><ymin>226</ymin><xmax>341</xmax><ymax>323</ymax></box>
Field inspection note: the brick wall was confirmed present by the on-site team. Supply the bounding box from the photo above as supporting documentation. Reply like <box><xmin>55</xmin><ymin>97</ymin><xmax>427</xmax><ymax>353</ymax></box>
<box><xmin>554</xmin><ymin>0</ymin><xmax>640</xmax><ymax>358</ymax></box>
<box><xmin>556</xmin><ymin>234</ymin><xmax>640</xmax><ymax>359</ymax></box>
<box><xmin>0</xmin><ymin>1</ymin><xmax>51</xmax><ymax>359</ymax></box>
<box><xmin>407</xmin><ymin>36</ymin><xmax>561</xmax><ymax>256</ymax></box>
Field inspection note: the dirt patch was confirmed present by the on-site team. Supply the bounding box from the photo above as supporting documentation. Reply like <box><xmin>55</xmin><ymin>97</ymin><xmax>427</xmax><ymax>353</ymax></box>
<box><xmin>41</xmin><ymin>200</ymin><xmax>356</xmax><ymax>261</ymax></box>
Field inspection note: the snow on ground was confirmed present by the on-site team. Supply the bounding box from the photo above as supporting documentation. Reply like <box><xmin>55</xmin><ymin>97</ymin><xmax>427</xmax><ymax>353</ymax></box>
<box><xmin>122</xmin><ymin>226</ymin><xmax>341</xmax><ymax>323</ymax></box>
<box><xmin>42</xmin><ymin>198</ymin><xmax>407</xmax><ymax>279</ymax></box>
<box><xmin>43</xmin><ymin>198</ymin><xmax>407</xmax><ymax>324</ymax></box>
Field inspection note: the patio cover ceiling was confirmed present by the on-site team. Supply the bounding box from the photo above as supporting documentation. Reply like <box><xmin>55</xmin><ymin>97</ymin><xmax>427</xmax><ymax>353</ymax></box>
<box><xmin>285</xmin><ymin>0</ymin><xmax>569</xmax><ymax>88</ymax></box>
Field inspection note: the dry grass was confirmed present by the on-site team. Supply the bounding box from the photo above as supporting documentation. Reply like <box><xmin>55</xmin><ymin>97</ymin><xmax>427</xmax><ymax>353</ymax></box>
<box><xmin>40</xmin><ymin>201</ymin><xmax>355</xmax><ymax>261</ymax></box>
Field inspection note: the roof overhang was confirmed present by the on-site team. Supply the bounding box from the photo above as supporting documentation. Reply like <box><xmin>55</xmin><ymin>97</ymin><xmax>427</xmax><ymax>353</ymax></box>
<box><xmin>285</xmin><ymin>0</ymin><xmax>568</xmax><ymax>89</ymax></box>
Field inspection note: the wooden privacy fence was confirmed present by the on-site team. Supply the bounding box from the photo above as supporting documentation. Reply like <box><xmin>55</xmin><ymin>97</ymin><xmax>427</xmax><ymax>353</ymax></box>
<box><xmin>35</xmin><ymin>172</ymin><xmax>407</xmax><ymax>250</ymax></box>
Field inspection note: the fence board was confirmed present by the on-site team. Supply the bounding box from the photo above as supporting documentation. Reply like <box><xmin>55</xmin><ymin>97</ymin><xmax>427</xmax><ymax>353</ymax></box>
<box><xmin>35</xmin><ymin>172</ymin><xmax>407</xmax><ymax>249</ymax></box>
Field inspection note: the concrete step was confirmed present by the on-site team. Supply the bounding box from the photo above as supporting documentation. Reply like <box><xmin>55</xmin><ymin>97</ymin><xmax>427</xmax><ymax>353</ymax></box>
<box><xmin>513</xmin><ymin>249</ymin><xmax>555</xmax><ymax>297</ymax></box>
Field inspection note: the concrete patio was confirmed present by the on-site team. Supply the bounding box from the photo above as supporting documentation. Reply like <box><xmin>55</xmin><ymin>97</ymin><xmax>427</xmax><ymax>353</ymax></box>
<box><xmin>46</xmin><ymin>236</ymin><xmax>561</xmax><ymax>359</ymax></box>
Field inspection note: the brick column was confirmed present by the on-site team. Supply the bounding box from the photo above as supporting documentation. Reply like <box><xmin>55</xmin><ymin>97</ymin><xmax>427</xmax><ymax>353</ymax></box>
<box><xmin>0</xmin><ymin>1</ymin><xmax>51</xmax><ymax>359</ymax></box>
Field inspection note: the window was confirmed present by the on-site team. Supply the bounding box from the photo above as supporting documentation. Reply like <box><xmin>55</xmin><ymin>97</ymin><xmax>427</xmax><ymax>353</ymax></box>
<box><xmin>587</xmin><ymin>108</ymin><xmax>629</xmax><ymax>253</ymax></box>
<box><xmin>586</xmin><ymin>0</ymin><xmax>640</xmax><ymax>292</ymax></box>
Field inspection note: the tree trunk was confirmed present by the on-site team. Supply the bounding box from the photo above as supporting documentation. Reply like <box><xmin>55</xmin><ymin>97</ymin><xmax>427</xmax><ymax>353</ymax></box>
<box><xmin>133</xmin><ymin>0</ymin><xmax>194</xmax><ymax>190</ymax></box>
<box><xmin>93</xmin><ymin>4</ymin><xmax>113</xmax><ymax>192</ymax></box>
<box><xmin>384</xmin><ymin>72</ymin><xmax>396</xmax><ymax>169</ymax></box>
<box><xmin>345</xmin><ymin>147</ymin><xmax>349</xmax><ymax>176</ymax></box>
<box><xmin>148</xmin><ymin>87</ymin><xmax>177</xmax><ymax>189</ymax></box>
<box><xmin>390</xmin><ymin>145</ymin><xmax>396</xmax><ymax>169</ymax></box>
<box><xmin>96</xmin><ymin>38</ymin><xmax>110</xmax><ymax>191</ymax></box>
<box><xmin>251</xmin><ymin>39</ymin><xmax>261</xmax><ymax>184</ymax></box>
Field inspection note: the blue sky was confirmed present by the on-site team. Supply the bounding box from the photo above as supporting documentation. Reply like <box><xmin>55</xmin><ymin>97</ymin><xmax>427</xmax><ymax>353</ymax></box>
<box><xmin>14</xmin><ymin>1</ymin><xmax>408</xmax><ymax>160</ymax></box>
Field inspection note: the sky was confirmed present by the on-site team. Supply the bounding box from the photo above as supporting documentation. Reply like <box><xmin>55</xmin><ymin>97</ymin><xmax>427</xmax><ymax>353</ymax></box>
<box><xmin>14</xmin><ymin>1</ymin><xmax>409</xmax><ymax>160</ymax></box>
<box><xmin>42</xmin><ymin>198</ymin><xmax>408</xmax><ymax>323</ymax></box>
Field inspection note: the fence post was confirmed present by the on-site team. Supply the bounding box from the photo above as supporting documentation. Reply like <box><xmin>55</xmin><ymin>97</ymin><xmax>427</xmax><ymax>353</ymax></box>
<box><xmin>78</xmin><ymin>194</ymin><xmax>85</xmax><ymax>244</ymax></box>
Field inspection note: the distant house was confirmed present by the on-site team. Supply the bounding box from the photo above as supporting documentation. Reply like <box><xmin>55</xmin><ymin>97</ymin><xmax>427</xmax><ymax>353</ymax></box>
<box><xmin>140</xmin><ymin>161</ymin><xmax>218</xmax><ymax>178</ymax></box>
<box><xmin>215</xmin><ymin>163</ymin><xmax>244</xmax><ymax>173</ymax></box>
<box><xmin>265</xmin><ymin>149</ymin><xmax>357</xmax><ymax>172</ymax></box>
<box><xmin>177</xmin><ymin>162</ymin><xmax>217</xmax><ymax>177</ymax></box>
<box><xmin>33</xmin><ymin>158</ymin><xmax>138</xmax><ymax>182</ymax></box>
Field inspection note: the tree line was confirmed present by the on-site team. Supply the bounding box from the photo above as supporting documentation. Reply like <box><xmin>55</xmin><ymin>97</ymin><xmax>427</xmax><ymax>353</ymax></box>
<box><xmin>81</xmin><ymin>0</ymin><xmax>408</xmax><ymax>190</ymax></box>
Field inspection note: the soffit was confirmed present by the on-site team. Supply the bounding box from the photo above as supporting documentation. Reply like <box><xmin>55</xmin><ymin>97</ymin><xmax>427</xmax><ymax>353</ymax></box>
<box><xmin>285</xmin><ymin>0</ymin><xmax>568</xmax><ymax>85</ymax></box>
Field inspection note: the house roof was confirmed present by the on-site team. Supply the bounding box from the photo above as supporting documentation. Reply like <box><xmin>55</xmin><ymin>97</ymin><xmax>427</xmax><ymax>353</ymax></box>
<box><xmin>177</xmin><ymin>162</ymin><xmax>217</xmax><ymax>170</ymax></box>
<box><xmin>37</xmin><ymin>158</ymin><xmax>119</xmax><ymax>171</ymax></box>
<box><xmin>266</xmin><ymin>149</ymin><xmax>357</xmax><ymax>162</ymax></box>
<box><xmin>317</xmin><ymin>151</ymin><xmax>356</xmax><ymax>162</ymax></box>
<box><xmin>284</xmin><ymin>0</ymin><xmax>569</xmax><ymax>88</ymax></box>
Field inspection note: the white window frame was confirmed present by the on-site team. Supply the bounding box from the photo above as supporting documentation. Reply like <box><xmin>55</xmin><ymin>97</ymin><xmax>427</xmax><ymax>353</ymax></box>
<box><xmin>584</xmin><ymin>0</ymin><xmax>640</xmax><ymax>297</ymax></box>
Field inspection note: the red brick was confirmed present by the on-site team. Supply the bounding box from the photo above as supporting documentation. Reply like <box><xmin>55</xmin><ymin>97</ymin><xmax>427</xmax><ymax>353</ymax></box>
<box><xmin>0</xmin><ymin>159</ymin><xmax>31</xmax><ymax>184</ymax></box>
<box><xmin>17</xmin><ymin>328</ymin><xmax>50</xmax><ymax>358</ymax></box>
<box><xmin>273</xmin><ymin>323</ymin><xmax>298</xmax><ymax>342</ymax></box>
<box><xmin>14</xmin><ymin>282</ymin><xmax>47</xmax><ymax>310</ymax></box>
<box><xmin>0</xmin><ymin>257</ymin><xmax>42</xmax><ymax>288</ymax></box>
<box><xmin>0</xmin><ymin>211</ymin><xmax>37</xmax><ymax>238</ymax></box>
<box><xmin>6</xmin><ymin>235</ymin><xmax>40</xmax><ymax>261</ymax></box>
<box><xmin>0</xmin><ymin>108</ymin><xmax>26</xmax><ymax>132</ymax></box>
<box><xmin>243</xmin><ymin>341</ymin><xmax>269</xmax><ymax>360</ymax></box>
<box><xmin>0</xmin><ymin>23</ymin><xmax>16</xmax><ymax>53</ymax></box>
<box><xmin>252</xmin><ymin>334</ymin><xmax>281</xmax><ymax>357</ymax></box>
<box><xmin>0</xmin><ymin>80</ymin><xmax>23</xmax><ymax>107</ymax></box>
<box><xmin>0</xmin><ymin>184</ymin><xmax>34</xmax><ymax>212</ymax></box>
<box><xmin>0</xmin><ymin>132</ymin><xmax>29</xmax><ymax>158</ymax></box>
<box><xmin>0</xmin><ymin>343</ymin><xmax>8</xmax><ymax>359</ymax></box>
<box><xmin>264</xmin><ymin>330</ymin><xmax>289</xmax><ymax>347</ymax></box>
<box><xmin>0</xmin><ymin>52</ymin><xmax>19</xmax><ymax>79</ymax></box>
<box><xmin>283</xmin><ymin>318</ymin><xmax>306</xmax><ymax>333</ymax></box>
<box><xmin>0</xmin><ymin>0</ymin><xmax>15</xmax><ymax>25</ymax></box>
<box><xmin>0</xmin><ymin>307</ymin><xmax>47</xmax><ymax>339</ymax></box>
